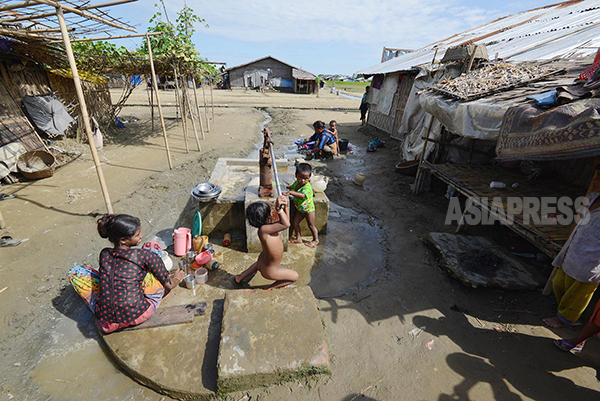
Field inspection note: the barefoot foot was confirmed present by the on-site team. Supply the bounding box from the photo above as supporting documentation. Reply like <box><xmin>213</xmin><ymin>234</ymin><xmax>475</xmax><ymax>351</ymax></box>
<box><xmin>305</xmin><ymin>240</ymin><xmax>319</xmax><ymax>248</ymax></box>
<box><xmin>289</xmin><ymin>237</ymin><xmax>303</xmax><ymax>244</ymax></box>
<box><xmin>543</xmin><ymin>316</ymin><xmax>565</xmax><ymax>328</ymax></box>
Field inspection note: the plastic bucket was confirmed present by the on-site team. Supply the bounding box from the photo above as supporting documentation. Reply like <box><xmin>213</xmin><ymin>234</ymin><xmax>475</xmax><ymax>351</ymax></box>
<box><xmin>339</xmin><ymin>139</ymin><xmax>349</xmax><ymax>151</ymax></box>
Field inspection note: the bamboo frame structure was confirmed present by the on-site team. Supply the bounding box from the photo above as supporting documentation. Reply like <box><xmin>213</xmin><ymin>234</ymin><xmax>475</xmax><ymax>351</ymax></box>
<box><xmin>56</xmin><ymin>5</ymin><xmax>113</xmax><ymax>213</ymax></box>
<box><xmin>146</xmin><ymin>34</ymin><xmax>173</xmax><ymax>170</ymax></box>
<box><xmin>32</xmin><ymin>0</ymin><xmax>136</xmax><ymax>32</ymax></box>
<box><xmin>202</xmin><ymin>79</ymin><xmax>209</xmax><ymax>132</ymax></box>
<box><xmin>174</xmin><ymin>68</ymin><xmax>189</xmax><ymax>153</ymax></box>
<box><xmin>172</xmin><ymin>63</ymin><xmax>181</xmax><ymax>125</ymax></box>
<box><xmin>192</xmin><ymin>77</ymin><xmax>205</xmax><ymax>139</ymax></box>
<box><xmin>210</xmin><ymin>76</ymin><xmax>214</xmax><ymax>121</ymax></box>
<box><xmin>182</xmin><ymin>77</ymin><xmax>201</xmax><ymax>151</ymax></box>
<box><xmin>48</xmin><ymin>31</ymin><xmax>162</xmax><ymax>43</ymax></box>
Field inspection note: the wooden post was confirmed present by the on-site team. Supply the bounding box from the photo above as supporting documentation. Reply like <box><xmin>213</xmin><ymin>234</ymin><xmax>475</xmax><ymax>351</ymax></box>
<box><xmin>413</xmin><ymin>115</ymin><xmax>435</xmax><ymax>194</ymax></box>
<box><xmin>0</xmin><ymin>210</ymin><xmax>5</xmax><ymax>229</ymax></box>
<box><xmin>202</xmin><ymin>79</ymin><xmax>210</xmax><ymax>132</ymax></box>
<box><xmin>431</xmin><ymin>47</ymin><xmax>438</xmax><ymax>66</ymax></box>
<box><xmin>468</xmin><ymin>139</ymin><xmax>475</xmax><ymax>164</ymax></box>
<box><xmin>467</xmin><ymin>51</ymin><xmax>477</xmax><ymax>73</ymax></box>
<box><xmin>56</xmin><ymin>5</ymin><xmax>113</xmax><ymax>214</ymax></box>
<box><xmin>192</xmin><ymin>77</ymin><xmax>205</xmax><ymax>139</ymax></box>
<box><xmin>146</xmin><ymin>34</ymin><xmax>173</xmax><ymax>170</ymax></box>
<box><xmin>183</xmin><ymin>76</ymin><xmax>201</xmax><ymax>151</ymax></box>
<box><xmin>210</xmin><ymin>76</ymin><xmax>214</xmax><ymax>121</ymax></box>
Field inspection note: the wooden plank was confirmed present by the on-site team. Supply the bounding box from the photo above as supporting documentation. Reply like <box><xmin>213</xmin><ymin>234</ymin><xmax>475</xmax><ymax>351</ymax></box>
<box><xmin>120</xmin><ymin>302</ymin><xmax>207</xmax><ymax>331</ymax></box>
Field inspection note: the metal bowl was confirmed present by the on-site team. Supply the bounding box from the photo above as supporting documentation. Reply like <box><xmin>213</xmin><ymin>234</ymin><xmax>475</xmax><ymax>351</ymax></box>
<box><xmin>191</xmin><ymin>184</ymin><xmax>222</xmax><ymax>202</ymax></box>
<box><xmin>194</xmin><ymin>183</ymin><xmax>217</xmax><ymax>194</ymax></box>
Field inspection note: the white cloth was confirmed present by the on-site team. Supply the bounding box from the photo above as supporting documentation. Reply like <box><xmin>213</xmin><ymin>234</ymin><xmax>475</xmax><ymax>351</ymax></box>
<box><xmin>0</xmin><ymin>142</ymin><xmax>27</xmax><ymax>179</ymax></box>
<box><xmin>552</xmin><ymin>191</ymin><xmax>600</xmax><ymax>283</ymax></box>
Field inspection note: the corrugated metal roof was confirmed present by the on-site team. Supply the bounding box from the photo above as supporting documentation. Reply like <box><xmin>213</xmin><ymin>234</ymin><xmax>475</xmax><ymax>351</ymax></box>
<box><xmin>357</xmin><ymin>0</ymin><xmax>600</xmax><ymax>75</ymax></box>
<box><xmin>292</xmin><ymin>68</ymin><xmax>316</xmax><ymax>80</ymax></box>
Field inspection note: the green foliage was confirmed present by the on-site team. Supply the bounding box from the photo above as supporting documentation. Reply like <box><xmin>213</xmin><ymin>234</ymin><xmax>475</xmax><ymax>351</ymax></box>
<box><xmin>73</xmin><ymin>40</ymin><xmax>131</xmax><ymax>59</ymax></box>
<box><xmin>139</xmin><ymin>2</ymin><xmax>217</xmax><ymax>77</ymax></box>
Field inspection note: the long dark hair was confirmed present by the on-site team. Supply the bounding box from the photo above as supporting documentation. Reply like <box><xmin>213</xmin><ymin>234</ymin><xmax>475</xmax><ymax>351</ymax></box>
<box><xmin>246</xmin><ymin>202</ymin><xmax>272</xmax><ymax>228</ymax></box>
<box><xmin>97</xmin><ymin>214</ymin><xmax>141</xmax><ymax>245</ymax></box>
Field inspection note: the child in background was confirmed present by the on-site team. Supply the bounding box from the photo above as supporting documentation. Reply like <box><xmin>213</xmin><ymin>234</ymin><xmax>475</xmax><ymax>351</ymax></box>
<box><xmin>235</xmin><ymin>196</ymin><xmax>299</xmax><ymax>289</ymax></box>
<box><xmin>329</xmin><ymin>120</ymin><xmax>340</xmax><ymax>156</ymax></box>
<box><xmin>285</xmin><ymin>163</ymin><xmax>319</xmax><ymax>247</ymax></box>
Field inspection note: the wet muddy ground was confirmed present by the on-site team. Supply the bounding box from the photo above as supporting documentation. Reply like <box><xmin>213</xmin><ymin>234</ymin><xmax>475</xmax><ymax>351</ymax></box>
<box><xmin>1</xmin><ymin>88</ymin><xmax>600</xmax><ymax>400</ymax></box>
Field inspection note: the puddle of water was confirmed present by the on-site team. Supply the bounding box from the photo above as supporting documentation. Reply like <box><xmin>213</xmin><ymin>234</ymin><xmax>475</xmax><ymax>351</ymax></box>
<box><xmin>247</xmin><ymin>109</ymin><xmax>273</xmax><ymax>160</ymax></box>
<box><xmin>339</xmin><ymin>92</ymin><xmax>361</xmax><ymax>100</ymax></box>
<box><xmin>308</xmin><ymin>202</ymin><xmax>385</xmax><ymax>298</ymax></box>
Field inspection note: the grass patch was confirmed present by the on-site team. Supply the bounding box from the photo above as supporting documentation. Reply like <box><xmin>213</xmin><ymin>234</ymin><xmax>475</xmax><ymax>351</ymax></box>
<box><xmin>325</xmin><ymin>80</ymin><xmax>369</xmax><ymax>93</ymax></box>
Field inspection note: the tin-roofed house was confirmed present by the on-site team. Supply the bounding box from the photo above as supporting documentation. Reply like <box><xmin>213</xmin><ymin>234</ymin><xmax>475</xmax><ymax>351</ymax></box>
<box><xmin>225</xmin><ymin>56</ymin><xmax>317</xmax><ymax>93</ymax></box>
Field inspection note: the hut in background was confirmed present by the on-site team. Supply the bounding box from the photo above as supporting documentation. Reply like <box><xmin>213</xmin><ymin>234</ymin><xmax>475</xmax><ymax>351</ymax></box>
<box><xmin>226</xmin><ymin>56</ymin><xmax>317</xmax><ymax>93</ymax></box>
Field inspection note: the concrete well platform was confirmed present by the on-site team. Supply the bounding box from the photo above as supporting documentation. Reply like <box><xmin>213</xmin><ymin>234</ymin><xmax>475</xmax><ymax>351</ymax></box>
<box><xmin>196</xmin><ymin>158</ymin><xmax>329</xmax><ymax>252</ymax></box>
<box><xmin>98</xmin><ymin>242</ymin><xmax>321</xmax><ymax>400</ymax></box>
<box><xmin>217</xmin><ymin>286</ymin><xmax>330</xmax><ymax>393</ymax></box>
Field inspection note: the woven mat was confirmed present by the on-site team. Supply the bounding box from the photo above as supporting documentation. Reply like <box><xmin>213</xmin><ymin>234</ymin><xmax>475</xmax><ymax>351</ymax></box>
<box><xmin>497</xmin><ymin>98</ymin><xmax>600</xmax><ymax>161</ymax></box>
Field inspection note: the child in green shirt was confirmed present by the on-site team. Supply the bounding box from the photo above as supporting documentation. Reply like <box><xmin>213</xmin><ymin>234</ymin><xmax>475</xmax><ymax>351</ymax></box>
<box><xmin>284</xmin><ymin>163</ymin><xmax>319</xmax><ymax>247</ymax></box>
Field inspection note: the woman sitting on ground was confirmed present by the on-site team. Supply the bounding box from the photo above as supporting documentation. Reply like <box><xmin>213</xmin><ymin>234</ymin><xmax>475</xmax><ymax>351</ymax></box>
<box><xmin>304</xmin><ymin>120</ymin><xmax>337</xmax><ymax>160</ymax></box>
<box><xmin>68</xmin><ymin>214</ymin><xmax>184</xmax><ymax>333</ymax></box>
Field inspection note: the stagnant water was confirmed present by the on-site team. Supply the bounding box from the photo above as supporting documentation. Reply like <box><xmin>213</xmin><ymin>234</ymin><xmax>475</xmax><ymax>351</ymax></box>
<box><xmin>308</xmin><ymin>202</ymin><xmax>385</xmax><ymax>298</ymax></box>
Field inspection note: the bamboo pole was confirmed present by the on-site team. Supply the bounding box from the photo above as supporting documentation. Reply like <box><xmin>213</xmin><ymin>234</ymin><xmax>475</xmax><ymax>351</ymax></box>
<box><xmin>146</xmin><ymin>34</ymin><xmax>173</xmax><ymax>170</ymax></box>
<box><xmin>145</xmin><ymin>76</ymin><xmax>154</xmax><ymax>132</ymax></box>
<box><xmin>413</xmin><ymin>114</ymin><xmax>435</xmax><ymax>194</ymax></box>
<box><xmin>201</xmin><ymin>79</ymin><xmax>210</xmax><ymax>132</ymax></box>
<box><xmin>210</xmin><ymin>76</ymin><xmax>214</xmax><ymax>121</ymax></box>
<box><xmin>0</xmin><ymin>28</ymin><xmax>61</xmax><ymax>40</ymax></box>
<box><xmin>177</xmin><ymin>73</ymin><xmax>189</xmax><ymax>153</ymax></box>
<box><xmin>48</xmin><ymin>31</ymin><xmax>163</xmax><ymax>44</ymax></box>
<box><xmin>33</xmin><ymin>0</ymin><xmax>136</xmax><ymax>32</ymax></box>
<box><xmin>192</xmin><ymin>77</ymin><xmax>205</xmax><ymax>139</ymax></box>
<box><xmin>0</xmin><ymin>210</ymin><xmax>5</xmax><ymax>229</ymax></box>
<box><xmin>172</xmin><ymin>63</ymin><xmax>181</xmax><ymax>125</ymax></box>
<box><xmin>56</xmin><ymin>5</ymin><xmax>113</xmax><ymax>214</ymax></box>
<box><xmin>4</xmin><ymin>0</ymin><xmax>137</xmax><ymax>22</ymax></box>
<box><xmin>183</xmin><ymin>77</ymin><xmax>201</xmax><ymax>151</ymax></box>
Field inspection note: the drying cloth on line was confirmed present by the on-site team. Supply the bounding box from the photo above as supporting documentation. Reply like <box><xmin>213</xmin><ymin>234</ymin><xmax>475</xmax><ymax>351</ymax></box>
<box><xmin>496</xmin><ymin>98</ymin><xmax>600</xmax><ymax>161</ymax></box>
<box><xmin>22</xmin><ymin>94</ymin><xmax>74</xmax><ymax>137</ymax></box>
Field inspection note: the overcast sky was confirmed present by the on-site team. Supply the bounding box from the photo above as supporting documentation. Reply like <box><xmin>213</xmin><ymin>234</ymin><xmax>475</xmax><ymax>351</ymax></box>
<box><xmin>114</xmin><ymin>0</ymin><xmax>554</xmax><ymax>75</ymax></box>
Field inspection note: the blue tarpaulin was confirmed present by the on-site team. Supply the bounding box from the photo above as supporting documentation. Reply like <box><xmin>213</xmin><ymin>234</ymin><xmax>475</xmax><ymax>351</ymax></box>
<box><xmin>280</xmin><ymin>79</ymin><xmax>293</xmax><ymax>88</ymax></box>
<box><xmin>130</xmin><ymin>75</ymin><xmax>142</xmax><ymax>85</ymax></box>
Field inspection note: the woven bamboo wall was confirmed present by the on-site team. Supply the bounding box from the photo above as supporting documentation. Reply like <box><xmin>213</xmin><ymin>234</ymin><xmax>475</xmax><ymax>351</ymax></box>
<box><xmin>0</xmin><ymin>77</ymin><xmax>45</xmax><ymax>152</ymax></box>
<box><xmin>0</xmin><ymin>61</ymin><xmax>53</xmax><ymax>102</ymax></box>
<box><xmin>367</xmin><ymin>110</ymin><xmax>395</xmax><ymax>134</ymax></box>
<box><xmin>48</xmin><ymin>73</ymin><xmax>113</xmax><ymax>125</ymax></box>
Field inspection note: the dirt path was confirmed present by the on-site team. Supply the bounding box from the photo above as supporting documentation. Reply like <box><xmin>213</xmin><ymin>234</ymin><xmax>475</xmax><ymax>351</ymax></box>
<box><xmin>1</xmin><ymin>92</ymin><xmax>599</xmax><ymax>400</ymax></box>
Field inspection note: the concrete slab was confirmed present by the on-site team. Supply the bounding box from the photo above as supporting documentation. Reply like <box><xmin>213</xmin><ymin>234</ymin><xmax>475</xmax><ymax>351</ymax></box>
<box><xmin>100</xmin><ymin>283</ymin><xmax>225</xmax><ymax>400</ymax></box>
<box><xmin>217</xmin><ymin>286</ymin><xmax>330</xmax><ymax>393</ymax></box>
<box><xmin>427</xmin><ymin>232</ymin><xmax>544</xmax><ymax>290</ymax></box>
